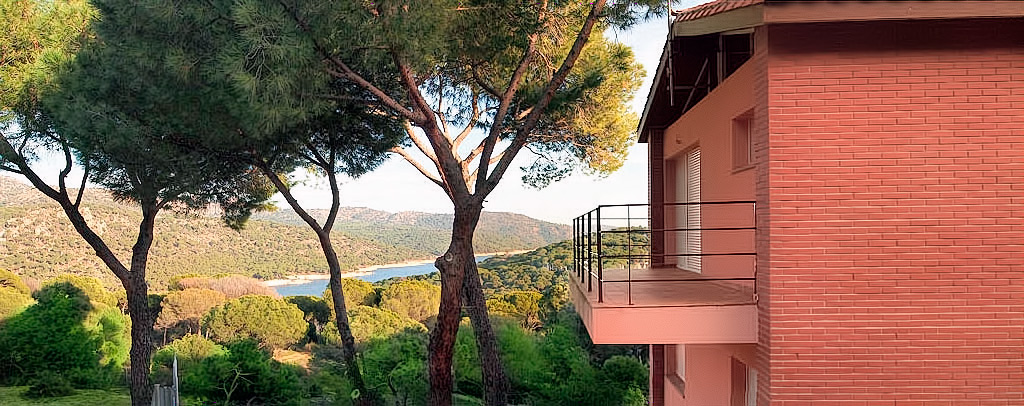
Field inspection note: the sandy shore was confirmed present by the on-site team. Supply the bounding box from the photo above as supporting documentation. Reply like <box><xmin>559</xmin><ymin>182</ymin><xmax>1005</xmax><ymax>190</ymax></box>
<box><xmin>261</xmin><ymin>249</ymin><xmax>530</xmax><ymax>287</ymax></box>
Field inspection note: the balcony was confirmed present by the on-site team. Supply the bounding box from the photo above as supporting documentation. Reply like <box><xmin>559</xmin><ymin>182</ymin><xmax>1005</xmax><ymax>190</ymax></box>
<box><xmin>570</xmin><ymin>202</ymin><xmax>758</xmax><ymax>344</ymax></box>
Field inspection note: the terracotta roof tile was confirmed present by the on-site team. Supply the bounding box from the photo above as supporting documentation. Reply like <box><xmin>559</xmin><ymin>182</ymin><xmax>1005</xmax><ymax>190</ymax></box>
<box><xmin>674</xmin><ymin>0</ymin><xmax>763</xmax><ymax>22</ymax></box>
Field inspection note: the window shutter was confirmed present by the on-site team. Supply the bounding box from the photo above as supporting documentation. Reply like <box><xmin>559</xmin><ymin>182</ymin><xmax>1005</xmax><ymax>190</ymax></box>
<box><xmin>686</xmin><ymin>148</ymin><xmax>701</xmax><ymax>272</ymax></box>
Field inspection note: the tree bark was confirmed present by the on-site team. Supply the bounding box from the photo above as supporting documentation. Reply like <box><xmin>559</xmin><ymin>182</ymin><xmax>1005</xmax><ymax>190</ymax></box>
<box><xmin>125</xmin><ymin>204</ymin><xmax>158</xmax><ymax>406</ymax></box>
<box><xmin>320</xmin><ymin>231</ymin><xmax>378</xmax><ymax>406</ymax></box>
<box><xmin>463</xmin><ymin>262</ymin><xmax>509</xmax><ymax>406</ymax></box>
<box><xmin>255</xmin><ymin>161</ymin><xmax>376</xmax><ymax>404</ymax></box>
<box><xmin>428</xmin><ymin>206</ymin><xmax>480</xmax><ymax>406</ymax></box>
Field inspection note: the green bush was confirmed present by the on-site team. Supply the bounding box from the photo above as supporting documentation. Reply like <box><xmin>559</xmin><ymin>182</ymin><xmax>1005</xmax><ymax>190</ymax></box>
<box><xmin>152</xmin><ymin>334</ymin><xmax>229</xmax><ymax>385</ymax></box>
<box><xmin>323</xmin><ymin>279</ymin><xmax>378</xmax><ymax>315</ymax></box>
<box><xmin>361</xmin><ymin>329</ymin><xmax>429</xmax><ymax>404</ymax></box>
<box><xmin>0</xmin><ymin>286</ymin><xmax>34</xmax><ymax>321</ymax></box>
<box><xmin>23</xmin><ymin>371</ymin><xmax>76</xmax><ymax>399</ymax></box>
<box><xmin>181</xmin><ymin>340</ymin><xmax>306</xmax><ymax>405</ymax></box>
<box><xmin>321</xmin><ymin>306</ymin><xmax>425</xmax><ymax>344</ymax></box>
<box><xmin>202</xmin><ymin>295</ymin><xmax>306</xmax><ymax>349</ymax></box>
<box><xmin>0</xmin><ymin>269</ymin><xmax>31</xmax><ymax>295</ymax></box>
<box><xmin>379</xmin><ymin>280</ymin><xmax>440</xmax><ymax>322</ymax></box>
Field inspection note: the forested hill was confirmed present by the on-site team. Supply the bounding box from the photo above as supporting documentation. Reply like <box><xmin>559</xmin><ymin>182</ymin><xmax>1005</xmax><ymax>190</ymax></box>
<box><xmin>254</xmin><ymin>207</ymin><xmax>568</xmax><ymax>256</ymax></box>
<box><xmin>0</xmin><ymin>176</ymin><xmax>569</xmax><ymax>288</ymax></box>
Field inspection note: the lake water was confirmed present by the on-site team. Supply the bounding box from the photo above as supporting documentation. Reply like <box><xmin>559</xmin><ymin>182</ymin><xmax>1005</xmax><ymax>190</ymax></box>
<box><xmin>273</xmin><ymin>255</ymin><xmax>493</xmax><ymax>297</ymax></box>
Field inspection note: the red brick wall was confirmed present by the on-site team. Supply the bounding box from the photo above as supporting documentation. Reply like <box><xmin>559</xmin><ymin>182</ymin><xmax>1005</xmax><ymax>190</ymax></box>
<box><xmin>764</xmin><ymin>19</ymin><xmax>1024</xmax><ymax>405</ymax></box>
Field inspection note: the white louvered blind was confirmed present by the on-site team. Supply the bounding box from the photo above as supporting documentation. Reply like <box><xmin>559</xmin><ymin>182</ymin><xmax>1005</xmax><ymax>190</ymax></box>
<box><xmin>685</xmin><ymin>148</ymin><xmax>701</xmax><ymax>272</ymax></box>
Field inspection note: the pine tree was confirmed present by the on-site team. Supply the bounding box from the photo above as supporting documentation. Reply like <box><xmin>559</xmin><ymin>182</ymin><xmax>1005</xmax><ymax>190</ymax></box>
<box><xmin>1</xmin><ymin>1</ymin><xmax>275</xmax><ymax>405</ymax></box>
<box><xmin>197</xmin><ymin>1</ymin><xmax>668</xmax><ymax>404</ymax></box>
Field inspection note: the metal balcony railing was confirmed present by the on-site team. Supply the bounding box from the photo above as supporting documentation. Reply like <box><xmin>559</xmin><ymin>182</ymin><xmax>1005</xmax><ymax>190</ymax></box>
<box><xmin>572</xmin><ymin>201</ymin><xmax>756</xmax><ymax>305</ymax></box>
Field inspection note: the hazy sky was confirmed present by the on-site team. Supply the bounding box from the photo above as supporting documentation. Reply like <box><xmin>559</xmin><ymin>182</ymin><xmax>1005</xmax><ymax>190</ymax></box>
<box><xmin>13</xmin><ymin>2</ymin><xmax>706</xmax><ymax>225</ymax></box>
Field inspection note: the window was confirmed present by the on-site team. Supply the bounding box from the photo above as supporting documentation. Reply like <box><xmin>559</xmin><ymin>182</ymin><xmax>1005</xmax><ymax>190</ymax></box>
<box><xmin>731</xmin><ymin>358</ymin><xmax>757</xmax><ymax>406</ymax></box>
<box><xmin>673</xmin><ymin>147</ymin><xmax>701</xmax><ymax>272</ymax></box>
<box><xmin>675</xmin><ymin>345</ymin><xmax>686</xmax><ymax>382</ymax></box>
<box><xmin>684</xmin><ymin>147</ymin><xmax>701</xmax><ymax>272</ymax></box>
<box><xmin>746</xmin><ymin>368</ymin><xmax>758</xmax><ymax>406</ymax></box>
<box><xmin>732</xmin><ymin>112</ymin><xmax>753</xmax><ymax>169</ymax></box>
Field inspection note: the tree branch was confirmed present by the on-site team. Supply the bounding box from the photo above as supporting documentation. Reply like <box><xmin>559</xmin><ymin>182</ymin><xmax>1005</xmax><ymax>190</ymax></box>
<box><xmin>474</xmin><ymin>27</ymin><xmax>540</xmax><ymax>196</ymax></box>
<box><xmin>254</xmin><ymin>158</ymin><xmax>326</xmax><ymax>233</ymax></box>
<box><xmin>483</xmin><ymin>0</ymin><xmax>609</xmax><ymax>196</ymax></box>
<box><xmin>275</xmin><ymin>0</ymin><xmax>423</xmax><ymax>123</ymax></box>
<box><xmin>390</xmin><ymin>146</ymin><xmax>443</xmax><ymax>188</ymax></box>
<box><xmin>323</xmin><ymin>170</ymin><xmax>341</xmax><ymax>233</ymax></box>
<box><xmin>0</xmin><ymin>137</ymin><xmax>130</xmax><ymax>281</ymax></box>
<box><xmin>453</xmin><ymin>89</ymin><xmax>481</xmax><ymax>151</ymax></box>
<box><xmin>394</xmin><ymin>54</ymin><xmax>470</xmax><ymax>199</ymax></box>
<box><xmin>73</xmin><ymin>161</ymin><xmax>89</xmax><ymax>208</ymax></box>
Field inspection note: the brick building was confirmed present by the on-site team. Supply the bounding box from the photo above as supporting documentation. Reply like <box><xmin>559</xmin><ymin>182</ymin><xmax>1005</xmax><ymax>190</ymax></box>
<box><xmin>570</xmin><ymin>1</ymin><xmax>1024</xmax><ymax>405</ymax></box>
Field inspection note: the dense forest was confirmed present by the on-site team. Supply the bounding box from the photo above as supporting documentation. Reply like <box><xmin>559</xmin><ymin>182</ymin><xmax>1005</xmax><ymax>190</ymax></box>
<box><xmin>0</xmin><ymin>241</ymin><xmax>649</xmax><ymax>405</ymax></box>
<box><xmin>0</xmin><ymin>176</ymin><xmax>569</xmax><ymax>289</ymax></box>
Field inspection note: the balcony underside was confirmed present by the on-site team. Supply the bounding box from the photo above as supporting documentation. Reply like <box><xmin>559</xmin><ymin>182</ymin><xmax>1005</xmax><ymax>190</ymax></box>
<box><xmin>570</xmin><ymin>267</ymin><xmax>758</xmax><ymax>345</ymax></box>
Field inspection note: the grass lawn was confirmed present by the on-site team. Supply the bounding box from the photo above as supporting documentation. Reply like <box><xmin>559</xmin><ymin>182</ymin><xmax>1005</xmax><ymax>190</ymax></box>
<box><xmin>0</xmin><ymin>386</ymin><xmax>130</xmax><ymax>406</ymax></box>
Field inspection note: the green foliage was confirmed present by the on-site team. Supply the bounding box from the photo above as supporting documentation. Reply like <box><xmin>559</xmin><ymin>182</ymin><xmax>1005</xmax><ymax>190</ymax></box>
<box><xmin>0</xmin><ymin>269</ymin><xmax>30</xmax><ymax>295</ymax></box>
<box><xmin>287</xmin><ymin>295</ymin><xmax>331</xmax><ymax>344</ymax></box>
<box><xmin>0</xmin><ymin>386</ymin><xmax>130</xmax><ymax>406</ymax></box>
<box><xmin>0</xmin><ymin>286</ymin><xmax>34</xmax><ymax>321</ymax></box>
<box><xmin>152</xmin><ymin>334</ymin><xmax>228</xmax><ymax>386</ymax></box>
<box><xmin>153</xmin><ymin>334</ymin><xmax>228</xmax><ymax>369</ymax></box>
<box><xmin>45</xmin><ymin>275</ymin><xmax>119</xmax><ymax>307</ymax></box>
<box><xmin>486</xmin><ymin>290</ymin><xmax>543</xmax><ymax>330</ymax></box>
<box><xmin>361</xmin><ymin>329</ymin><xmax>430</xmax><ymax>404</ymax></box>
<box><xmin>322</xmin><ymin>306</ymin><xmax>426</xmax><ymax>344</ymax></box>
<box><xmin>180</xmin><ymin>340</ymin><xmax>306</xmax><ymax>405</ymax></box>
<box><xmin>23</xmin><ymin>371</ymin><xmax>77</xmax><ymax>399</ymax></box>
<box><xmin>477</xmin><ymin>241</ymin><xmax>572</xmax><ymax>296</ymax></box>
<box><xmin>203</xmin><ymin>295</ymin><xmax>306</xmax><ymax>349</ymax></box>
<box><xmin>0</xmin><ymin>282</ymin><xmax>126</xmax><ymax>389</ymax></box>
<box><xmin>379</xmin><ymin>280</ymin><xmax>441</xmax><ymax>322</ymax></box>
<box><xmin>323</xmin><ymin>278</ymin><xmax>378</xmax><ymax>315</ymax></box>
<box><xmin>156</xmin><ymin>288</ymin><xmax>228</xmax><ymax>334</ymax></box>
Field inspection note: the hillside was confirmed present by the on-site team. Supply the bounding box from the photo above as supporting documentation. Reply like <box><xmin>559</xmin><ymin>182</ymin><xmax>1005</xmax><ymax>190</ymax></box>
<box><xmin>0</xmin><ymin>176</ymin><xmax>569</xmax><ymax>289</ymax></box>
<box><xmin>253</xmin><ymin>207</ymin><xmax>568</xmax><ymax>255</ymax></box>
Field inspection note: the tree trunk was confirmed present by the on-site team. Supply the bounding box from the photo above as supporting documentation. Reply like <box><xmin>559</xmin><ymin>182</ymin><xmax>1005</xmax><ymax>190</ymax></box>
<box><xmin>428</xmin><ymin>206</ymin><xmax>480</xmax><ymax>406</ymax></box>
<box><xmin>126</xmin><ymin>205</ymin><xmax>158</xmax><ymax>406</ymax></box>
<box><xmin>126</xmin><ymin>273</ymin><xmax>155</xmax><ymax>406</ymax></box>
<box><xmin>319</xmin><ymin>232</ymin><xmax>378</xmax><ymax>406</ymax></box>
<box><xmin>462</xmin><ymin>262</ymin><xmax>509</xmax><ymax>406</ymax></box>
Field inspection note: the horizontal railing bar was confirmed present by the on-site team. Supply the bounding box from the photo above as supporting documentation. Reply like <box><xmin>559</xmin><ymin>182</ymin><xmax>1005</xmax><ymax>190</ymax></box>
<box><xmin>599</xmin><ymin>253</ymin><xmax>755</xmax><ymax>259</ymax></box>
<box><xmin>601</xmin><ymin>277</ymin><xmax>755</xmax><ymax>283</ymax></box>
<box><xmin>599</xmin><ymin>227</ymin><xmax>753</xmax><ymax>234</ymax></box>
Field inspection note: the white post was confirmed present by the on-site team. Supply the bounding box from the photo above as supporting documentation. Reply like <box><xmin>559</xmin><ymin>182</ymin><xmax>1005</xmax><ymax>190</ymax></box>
<box><xmin>172</xmin><ymin>354</ymin><xmax>180</xmax><ymax>406</ymax></box>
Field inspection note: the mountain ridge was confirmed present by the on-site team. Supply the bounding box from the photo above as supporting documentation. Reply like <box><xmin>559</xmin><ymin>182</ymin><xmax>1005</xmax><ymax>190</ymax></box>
<box><xmin>0</xmin><ymin>175</ymin><xmax>570</xmax><ymax>289</ymax></box>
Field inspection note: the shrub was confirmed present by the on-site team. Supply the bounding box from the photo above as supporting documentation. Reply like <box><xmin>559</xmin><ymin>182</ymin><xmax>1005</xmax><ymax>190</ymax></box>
<box><xmin>23</xmin><ymin>371</ymin><xmax>76</xmax><ymax>399</ymax></box>
<box><xmin>323</xmin><ymin>278</ymin><xmax>378</xmax><ymax>316</ymax></box>
<box><xmin>181</xmin><ymin>340</ymin><xmax>305</xmax><ymax>405</ymax></box>
<box><xmin>157</xmin><ymin>288</ymin><xmax>227</xmax><ymax>334</ymax></box>
<box><xmin>152</xmin><ymin>334</ymin><xmax>228</xmax><ymax>385</ymax></box>
<box><xmin>203</xmin><ymin>295</ymin><xmax>306</xmax><ymax>349</ymax></box>
<box><xmin>379</xmin><ymin>280</ymin><xmax>440</xmax><ymax>322</ymax></box>
<box><xmin>321</xmin><ymin>306</ymin><xmax>425</xmax><ymax>344</ymax></box>
<box><xmin>44</xmin><ymin>275</ymin><xmax>119</xmax><ymax>307</ymax></box>
<box><xmin>0</xmin><ymin>286</ymin><xmax>34</xmax><ymax>321</ymax></box>
<box><xmin>208</xmin><ymin>275</ymin><xmax>279</xmax><ymax>298</ymax></box>
<box><xmin>0</xmin><ymin>269</ymin><xmax>30</xmax><ymax>295</ymax></box>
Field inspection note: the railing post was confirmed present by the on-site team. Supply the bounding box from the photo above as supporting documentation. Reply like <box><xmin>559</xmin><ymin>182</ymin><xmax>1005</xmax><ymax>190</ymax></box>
<box><xmin>587</xmin><ymin>211</ymin><xmax>593</xmax><ymax>293</ymax></box>
<box><xmin>596</xmin><ymin>206</ymin><xmax>603</xmax><ymax>304</ymax></box>
<box><xmin>573</xmin><ymin>217</ymin><xmax>578</xmax><ymax>280</ymax></box>
<box><xmin>627</xmin><ymin>205</ymin><xmax>633</xmax><ymax>306</ymax></box>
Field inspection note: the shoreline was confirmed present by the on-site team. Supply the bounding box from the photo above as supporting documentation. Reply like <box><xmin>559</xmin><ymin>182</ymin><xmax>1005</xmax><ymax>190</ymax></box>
<box><xmin>261</xmin><ymin>249</ymin><xmax>531</xmax><ymax>287</ymax></box>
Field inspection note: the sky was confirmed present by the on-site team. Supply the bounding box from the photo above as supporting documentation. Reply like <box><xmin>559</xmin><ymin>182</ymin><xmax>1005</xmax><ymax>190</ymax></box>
<box><xmin>281</xmin><ymin>7</ymin><xmax>704</xmax><ymax>225</ymax></box>
<box><xmin>12</xmin><ymin>2</ymin><xmax>707</xmax><ymax>225</ymax></box>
